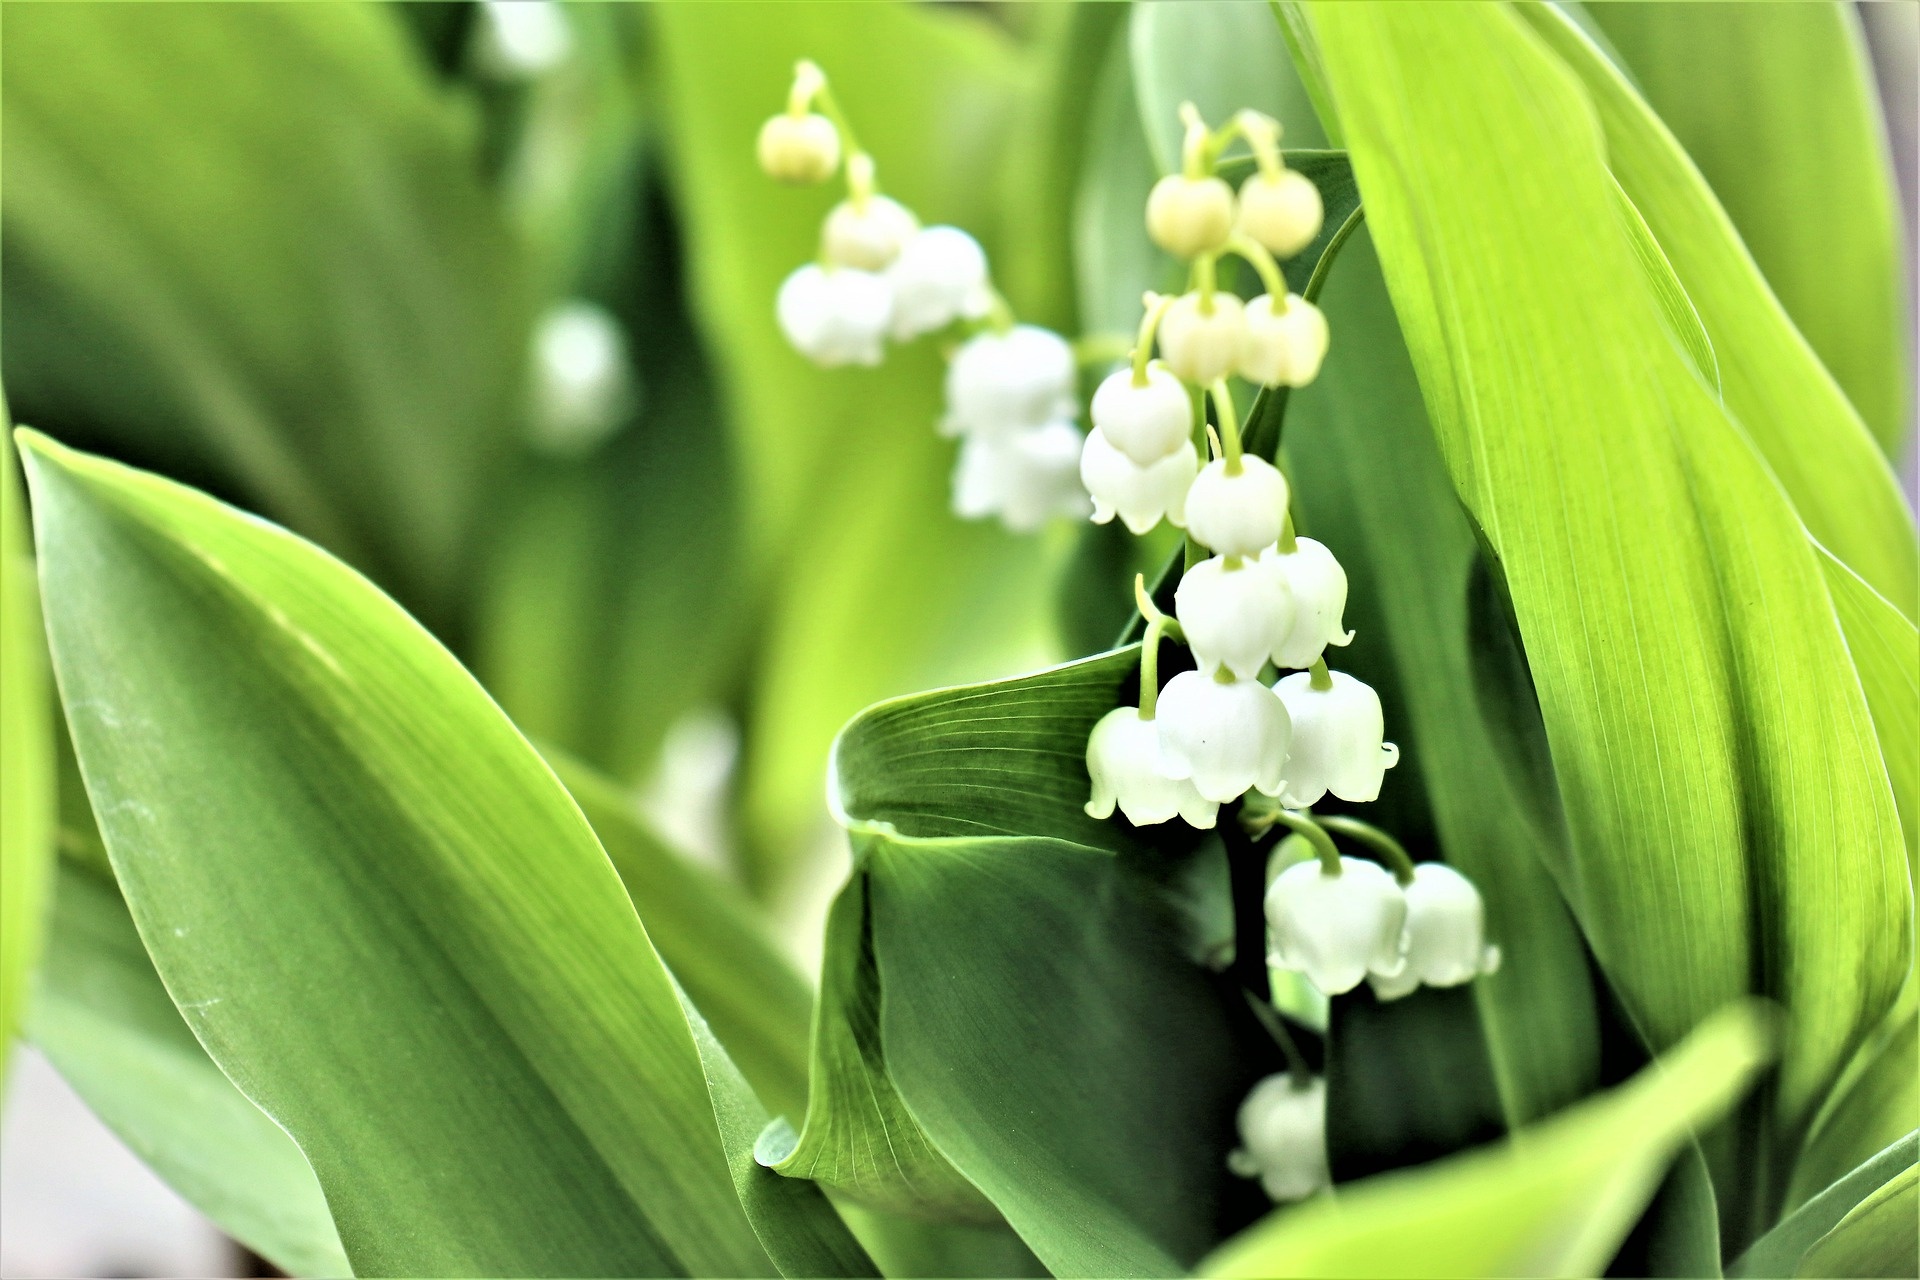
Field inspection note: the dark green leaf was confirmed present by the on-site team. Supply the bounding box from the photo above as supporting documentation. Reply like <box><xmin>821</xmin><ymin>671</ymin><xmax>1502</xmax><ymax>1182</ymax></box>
<box><xmin>1734</xmin><ymin>1131</ymin><xmax>1917</xmax><ymax>1278</ymax></box>
<box><xmin>1794</xmin><ymin>1161</ymin><xmax>1917</xmax><ymax>1279</ymax></box>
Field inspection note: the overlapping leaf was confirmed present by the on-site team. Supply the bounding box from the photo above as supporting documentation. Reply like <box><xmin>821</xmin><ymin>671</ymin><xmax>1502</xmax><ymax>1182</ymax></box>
<box><xmin>1734</xmin><ymin>1131</ymin><xmax>1917</xmax><ymax>1279</ymax></box>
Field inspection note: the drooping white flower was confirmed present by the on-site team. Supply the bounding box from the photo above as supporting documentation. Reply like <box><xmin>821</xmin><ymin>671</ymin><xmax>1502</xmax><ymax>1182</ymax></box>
<box><xmin>1080</xmin><ymin>431</ymin><xmax>1197</xmax><ymax>535</ymax></box>
<box><xmin>1228</xmin><ymin>1074</ymin><xmax>1331</xmax><ymax>1202</ymax></box>
<box><xmin>757</xmin><ymin>113</ymin><xmax>841</xmax><ymax>184</ymax></box>
<box><xmin>1369</xmin><ymin>864</ymin><xmax>1502</xmax><ymax>1001</ymax></box>
<box><xmin>475</xmin><ymin>0</ymin><xmax>573</xmax><ymax>79</ymax></box>
<box><xmin>942</xmin><ymin>326</ymin><xmax>1078</xmax><ymax>438</ymax></box>
<box><xmin>1239</xmin><ymin>294</ymin><xmax>1329</xmax><ymax>388</ymax></box>
<box><xmin>1184</xmin><ymin>454</ymin><xmax>1288</xmax><ymax>558</ymax></box>
<box><xmin>1238</xmin><ymin>169</ymin><xmax>1324</xmax><ymax>259</ymax></box>
<box><xmin>951</xmin><ymin>421</ymin><xmax>1090</xmax><ymax>533</ymax></box>
<box><xmin>1265</xmin><ymin>856</ymin><xmax>1409</xmax><ymax>996</ymax></box>
<box><xmin>823</xmin><ymin>194</ymin><xmax>920</xmax><ymax>271</ymax></box>
<box><xmin>888</xmin><ymin>227</ymin><xmax>991</xmax><ymax>339</ymax></box>
<box><xmin>1084</xmin><ymin>707</ymin><xmax>1219</xmax><ymax>829</ymax></box>
<box><xmin>1264</xmin><ymin>538</ymin><xmax>1352</xmax><ymax>669</ymax></box>
<box><xmin>1146</xmin><ymin>174</ymin><xmax>1237</xmax><ymax>259</ymax></box>
<box><xmin>776</xmin><ymin>264</ymin><xmax>892</xmax><ymax>367</ymax></box>
<box><xmin>1272</xmin><ymin>669</ymin><xmax>1400</xmax><ymax>807</ymax></box>
<box><xmin>1158</xmin><ymin>291</ymin><xmax>1248</xmax><ymax>386</ymax></box>
<box><xmin>1155</xmin><ymin>670</ymin><xmax>1290</xmax><ymax>804</ymax></box>
<box><xmin>1174</xmin><ymin>553</ymin><xmax>1294</xmax><ymax>681</ymax></box>
<box><xmin>1090</xmin><ymin>363</ymin><xmax>1192</xmax><ymax>465</ymax></box>
<box><xmin>530</xmin><ymin>301</ymin><xmax>633</xmax><ymax>456</ymax></box>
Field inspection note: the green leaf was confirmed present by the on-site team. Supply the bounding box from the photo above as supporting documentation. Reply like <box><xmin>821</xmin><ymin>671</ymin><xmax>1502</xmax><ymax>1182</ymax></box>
<box><xmin>1794</xmin><ymin>1161</ymin><xmax>1918</xmax><ymax>1279</ymax></box>
<box><xmin>1734</xmin><ymin>1131</ymin><xmax>1917</xmax><ymax>1278</ymax></box>
<box><xmin>30</xmin><ymin>862</ymin><xmax>350</xmax><ymax>1277</ymax></box>
<box><xmin>1785</xmin><ymin>999</ymin><xmax>1918</xmax><ymax>1216</ymax></box>
<box><xmin>1815</xmin><ymin>552</ymin><xmax>1919</xmax><ymax>876</ymax></box>
<box><xmin>19</xmin><ymin>430</ymin><xmax>789</xmax><ymax>1276</ymax></box>
<box><xmin>1199</xmin><ymin>1004</ymin><xmax>1773</xmax><ymax>1280</ymax></box>
<box><xmin>1584</xmin><ymin>2</ymin><xmax>1912</xmax><ymax>460</ymax></box>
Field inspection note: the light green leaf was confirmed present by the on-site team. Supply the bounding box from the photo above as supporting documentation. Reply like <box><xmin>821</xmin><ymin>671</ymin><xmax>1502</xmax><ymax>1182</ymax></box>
<box><xmin>1786</xmin><ymin>999</ymin><xmax>1918</xmax><ymax>1214</ymax></box>
<box><xmin>1735</xmin><ymin>1131</ymin><xmax>1917</xmax><ymax>1278</ymax></box>
<box><xmin>1815</xmin><ymin>552</ymin><xmax>1919</xmax><ymax>876</ymax></box>
<box><xmin>1795</xmin><ymin>1161</ymin><xmax>1918</xmax><ymax>1279</ymax></box>
<box><xmin>1200</xmin><ymin>1004</ymin><xmax>1773</xmax><ymax>1279</ymax></box>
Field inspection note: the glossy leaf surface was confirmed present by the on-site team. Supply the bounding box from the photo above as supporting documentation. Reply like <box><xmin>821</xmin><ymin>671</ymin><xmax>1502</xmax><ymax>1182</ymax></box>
<box><xmin>1</xmin><ymin>419</ymin><xmax>53</xmax><ymax>1072</ymax></box>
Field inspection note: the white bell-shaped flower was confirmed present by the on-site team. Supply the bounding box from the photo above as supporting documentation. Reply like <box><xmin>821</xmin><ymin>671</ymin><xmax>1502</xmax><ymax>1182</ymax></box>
<box><xmin>1369</xmin><ymin>864</ymin><xmax>1502</xmax><ymax>1001</ymax></box>
<box><xmin>1264</xmin><ymin>537</ymin><xmax>1353</xmax><ymax>668</ymax></box>
<box><xmin>530</xmin><ymin>301</ymin><xmax>633</xmax><ymax>455</ymax></box>
<box><xmin>1080</xmin><ymin>431</ymin><xmax>1197</xmax><ymax>535</ymax></box>
<box><xmin>942</xmin><ymin>326</ymin><xmax>1078</xmax><ymax>438</ymax></box>
<box><xmin>776</xmin><ymin>264</ymin><xmax>892</xmax><ymax>368</ymax></box>
<box><xmin>1272</xmin><ymin>669</ymin><xmax>1400</xmax><ymax>807</ymax></box>
<box><xmin>1174</xmin><ymin>553</ymin><xmax>1294</xmax><ymax>681</ymax></box>
<box><xmin>1090</xmin><ymin>363</ymin><xmax>1192</xmax><ymax>465</ymax></box>
<box><xmin>1227</xmin><ymin>1074</ymin><xmax>1330</xmax><ymax>1202</ymax></box>
<box><xmin>1155</xmin><ymin>670</ymin><xmax>1290</xmax><ymax>804</ymax></box>
<box><xmin>951</xmin><ymin>421</ymin><xmax>1090</xmax><ymax>533</ymax></box>
<box><xmin>475</xmin><ymin>0</ymin><xmax>573</xmax><ymax>79</ymax></box>
<box><xmin>1238</xmin><ymin>169</ymin><xmax>1324</xmax><ymax>259</ymax></box>
<box><xmin>757</xmin><ymin>113</ymin><xmax>841</xmax><ymax>184</ymax></box>
<box><xmin>1158</xmin><ymin>291</ymin><xmax>1247</xmax><ymax>386</ymax></box>
<box><xmin>1239</xmin><ymin>294</ymin><xmax>1329</xmax><ymax>388</ymax></box>
<box><xmin>1184</xmin><ymin>454</ymin><xmax>1288</xmax><ymax>558</ymax></box>
<box><xmin>888</xmin><ymin>227</ymin><xmax>991</xmax><ymax>339</ymax></box>
<box><xmin>822</xmin><ymin>194</ymin><xmax>920</xmax><ymax>271</ymax></box>
<box><xmin>1265</xmin><ymin>856</ymin><xmax>1409</xmax><ymax>996</ymax></box>
<box><xmin>1084</xmin><ymin>707</ymin><xmax>1219</xmax><ymax>829</ymax></box>
<box><xmin>1146</xmin><ymin>174</ymin><xmax>1237</xmax><ymax>259</ymax></box>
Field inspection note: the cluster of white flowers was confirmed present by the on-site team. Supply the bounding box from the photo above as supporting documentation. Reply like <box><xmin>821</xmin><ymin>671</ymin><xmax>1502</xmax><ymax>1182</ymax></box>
<box><xmin>759</xmin><ymin>62</ymin><xmax>1088</xmax><ymax>533</ymax></box>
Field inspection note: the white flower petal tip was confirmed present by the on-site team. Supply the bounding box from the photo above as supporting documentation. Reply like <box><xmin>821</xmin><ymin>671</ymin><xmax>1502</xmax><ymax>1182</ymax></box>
<box><xmin>942</xmin><ymin>326</ymin><xmax>1078</xmax><ymax>437</ymax></box>
<box><xmin>888</xmin><ymin>227</ymin><xmax>989</xmax><ymax>339</ymax></box>
<box><xmin>1368</xmin><ymin>864</ymin><xmax>1499</xmax><ymax>1001</ymax></box>
<box><xmin>1174</xmin><ymin>554</ymin><xmax>1294</xmax><ymax>681</ymax></box>
<box><xmin>1265</xmin><ymin>856</ymin><xmax>1409</xmax><ymax>996</ymax></box>
<box><xmin>1081</xmin><ymin>431</ymin><xmax>1198</xmax><ymax>535</ymax></box>
<box><xmin>1263</xmin><ymin>538</ymin><xmax>1351</xmax><ymax>668</ymax></box>
<box><xmin>757</xmin><ymin>113</ymin><xmax>841</xmax><ymax>184</ymax></box>
<box><xmin>1146</xmin><ymin>174</ymin><xmax>1237</xmax><ymax>259</ymax></box>
<box><xmin>1084</xmin><ymin>708</ymin><xmax>1220</xmax><ymax>829</ymax></box>
<box><xmin>1184</xmin><ymin>455</ymin><xmax>1289</xmax><ymax>558</ymax></box>
<box><xmin>1239</xmin><ymin>169</ymin><xmax>1325</xmax><ymax>259</ymax></box>
<box><xmin>1272</xmin><ymin>669</ymin><xmax>1397</xmax><ymax>808</ymax></box>
<box><xmin>476</xmin><ymin>0</ymin><xmax>573</xmax><ymax>79</ymax></box>
<box><xmin>951</xmin><ymin>422</ymin><xmax>1090</xmax><ymax>533</ymax></box>
<box><xmin>776</xmin><ymin>265</ymin><xmax>893</xmax><ymax>367</ymax></box>
<box><xmin>1154</xmin><ymin>671</ymin><xmax>1291</xmax><ymax>804</ymax></box>
<box><xmin>1239</xmin><ymin>294</ymin><xmax>1329</xmax><ymax>388</ymax></box>
<box><xmin>1159</xmin><ymin>291</ymin><xmax>1248</xmax><ymax>386</ymax></box>
<box><xmin>1091</xmin><ymin>364</ymin><xmax>1192</xmax><ymax>465</ymax></box>
<box><xmin>530</xmin><ymin>301</ymin><xmax>633</xmax><ymax>456</ymax></box>
<box><xmin>1230</xmin><ymin>1074</ymin><xmax>1330</xmax><ymax>1203</ymax></box>
<box><xmin>822</xmin><ymin>194</ymin><xmax>920</xmax><ymax>271</ymax></box>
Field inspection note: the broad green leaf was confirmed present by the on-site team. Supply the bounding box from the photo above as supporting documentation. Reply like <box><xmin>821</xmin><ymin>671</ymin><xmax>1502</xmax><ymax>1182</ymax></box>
<box><xmin>30</xmin><ymin>862</ymin><xmax>350</xmax><ymax>1278</ymax></box>
<box><xmin>1585</xmin><ymin>2</ymin><xmax>1911</xmax><ymax>459</ymax></box>
<box><xmin>19</xmin><ymin>431</ymin><xmax>789</xmax><ymax>1276</ymax></box>
<box><xmin>1200</xmin><ymin>1004</ymin><xmax>1773</xmax><ymax>1279</ymax></box>
<box><xmin>1075</xmin><ymin>7</ymin><xmax>1175</xmax><ymax>338</ymax></box>
<box><xmin>1785</xmin><ymin>999</ymin><xmax>1919</xmax><ymax>1214</ymax></box>
<box><xmin>1815</xmin><ymin>552</ymin><xmax>1919</xmax><ymax>875</ymax></box>
<box><xmin>1609</xmin><ymin>1142</ymin><xmax>1723</xmax><ymax>1280</ymax></box>
<box><xmin>1734</xmin><ymin>1131</ymin><xmax>1917</xmax><ymax>1278</ymax></box>
<box><xmin>0</xmin><ymin>3</ymin><xmax>531</xmax><ymax>631</ymax></box>
<box><xmin>1794</xmin><ymin>1161</ymin><xmax>1918</xmax><ymax>1279</ymax></box>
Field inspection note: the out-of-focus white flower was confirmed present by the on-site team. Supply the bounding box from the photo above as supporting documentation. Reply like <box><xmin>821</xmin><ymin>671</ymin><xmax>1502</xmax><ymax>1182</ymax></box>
<box><xmin>1155</xmin><ymin>670</ymin><xmax>1290</xmax><ymax>804</ymax></box>
<box><xmin>757</xmin><ymin>113</ymin><xmax>841</xmax><ymax>184</ymax></box>
<box><xmin>1264</xmin><ymin>537</ymin><xmax>1353</xmax><ymax>669</ymax></box>
<box><xmin>1184</xmin><ymin>454</ymin><xmax>1288</xmax><ymax>558</ymax></box>
<box><xmin>1174</xmin><ymin>553</ymin><xmax>1294</xmax><ymax>681</ymax></box>
<box><xmin>1369</xmin><ymin>864</ymin><xmax>1501</xmax><ymax>1001</ymax></box>
<box><xmin>888</xmin><ymin>226</ymin><xmax>991</xmax><ymax>339</ymax></box>
<box><xmin>1239</xmin><ymin>294</ymin><xmax>1329</xmax><ymax>388</ymax></box>
<box><xmin>1090</xmin><ymin>364</ymin><xmax>1192</xmax><ymax>465</ymax></box>
<box><xmin>530</xmin><ymin>301</ymin><xmax>633</xmax><ymax>456</ymax></box>
<box><xmin>475</xmin><ymin>0</ymin><xmax>573</xmax><ymax>79</ymax></box>
<box><xmin>952</xmin><ymin>421</ymin><xmax>1090</xmax><ymax>532</ymax></box>
<box><xmin>1272</xmin><ymin>669</ymin><xmax>1399</xmax><ymax>807</ymax></box>
<box><xmin>942</xmin><ymin>326</ymin><xmax>1078</xmax><ymax>438</ymax></box>
<box><xmin>1084</xmin><ymin>707</ymin><xmax>1219</xmax><ymax>829</ymax></box>
<box><xmin>1228</xmin><ymin>1074</ymin><xmax>1330</xmax><ymax>1202</ymax></box>
<box><xmin>1080</xmin><ymin>431</ymin><xmax>1198</xmax><ymax>535</ymax></box>
<box><xmin>1146</xmin><ymin>173</ymin><xmax>1237</xmax><ymax>260</ymax></box>
<box><xmin>1265</xmin><ymin>856</ymin><xmax>1409</xmax><ymax>995</ymax></box>
<box><xmin>1238</xmin><ymin>169</ymin><xmax>1324</xmax><ymax>259</ymax></box>
<box><xmin>823</xmin><ymin>194</ymin><xmax>920</xmax><ymax>271</ymax></box>
<box><xmin>1158</xmin><ymin>291</ymin><xmax>1247</xmax><ymax>386</ymax></box>
<box><xmin>776</xmin><ymin>264</ymin><xmax>892</xmax><ymax>367</ymax></box>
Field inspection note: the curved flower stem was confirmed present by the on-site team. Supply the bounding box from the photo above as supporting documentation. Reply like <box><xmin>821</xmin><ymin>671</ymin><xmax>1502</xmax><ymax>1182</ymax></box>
<box><xmin>1132</xmin><ymin>574</ymin><xmax>1183</xmax><ymax>718</ymax></box>
<box><xmin>1132</xmin><ymin>293</ymin><xmax>1176</xmax><ymax>385</ymax></box>
<box><xmin>1225</xmin><ymin>811</ymin><xmax>1273</xmax><ymax>1004</ymax></box>
<box><xmin>1243</xmin><ymin>991</ymin><xmax>1314</xmax><ymax>1087</ymax></box>
<box><xmin>1193</xmin><ymin>253</ymin><xmax>1220</xmax><ymax>311</ymax></box>
<box><xmin>1210</xmin><ymin>380</ymin><xmax>1244</xmax><ymax>471</ymax></box>
<box><xmin>1225</xmin><ymin>233</ymin><xmax>1288</xmax><ymax>299</ymax></box>
<box><xmin>1318</xmin><ymin>815</ymin><xmax>1418</xmax><ymax>886</ymax></box>
<box><xmin>1247</xmin><ymin>804</ymin><xmax>1343</xmax><ymax>875</ymax></box>
<box><xmin>1309</xmin><ymin>657</ymin><xmax>1334</xmax><ymax>692</ymax></box>
<box><xmin>1278</xmin><ymin>510</ymin><xmax>1299</xmax><ymax>553</ymax></box>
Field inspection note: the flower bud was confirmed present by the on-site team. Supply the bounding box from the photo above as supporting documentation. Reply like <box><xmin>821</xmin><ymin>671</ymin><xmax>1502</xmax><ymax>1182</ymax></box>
<box><xmin>1184</xmin><ymin>454</ymin><xmax>1288</xmax><ymax>558</ymax></box>
<box><xmin>475</xmin><ymin>0</ymin><xmax>573</xmax><ymax>79</ymax></box>
<box><xmin>822</xmin><ymin>194</ymin><xmax>920</xmax><ymax>271</ymax></box>
<box><xmin>1145</xmin><ymin>173</ymin><xmax>1236</xmax><ymax>259</ymax></box>
<box><xmin>1080</xmin><ymin>430</ymin><xmax>1197</xmax><ymax>535</ymax></box>
<box><xmin>1265</xmin><ymin>856</ymin><xmax>1409</xmax><ymax>996</ymax></box>
<box><xmin>1238</xmin><ymin>168</ymin><xmax>1324</xmax><ymax>258</ymax></box>
<box><xmin>1084</xmin><ymin>707</ymin><xmax>1219</xmax><ymax>829</ymax></box>
<box><xmin>942</xmin><ymin>326</ymin><xmax>1078</xmax><ymax>437</ymax></box>
<box><xmin>757</xmin><ymin>113</ymin><xmax>841</xmax><ymax>184</ymax></box>
<box><xmin>1155</xmin><ymin>670</ymin><xmax>1290</xmax><ymax>804</ymax></box>
<box><xmin>951</xmin><ymin>421</ymin><xmax>1090</xmax><ymax>533</ymax></box>
<box><xmin>1263</xmin><ymin>537</ymin><xmax>1352</xmax><ymax>668</ymax></box>
<box><xmin>1090</xmin><ymin>363</ymin><xmax>1192</xmax><ymax>465</ymax></box>
<box><xmin>1228</xmin><ymin>1074</ymin><xmax>1330</xmax><ymax>1202</ymax></box>
<box><xmin>1369</xmin><ymin>864</ymin><xmax>1501</xmax><ymax>1001</ymax></box>
<box><xmin>1158</xmin><ymin>291</ymin><xmax>1247</xmax><ymax>385</ymax></box>
<box><xmin>776</xmin><ymin>264</ymin><xmax>892</xmax><ymax>367</ymax></box>
<box><xmin>1175</xmin><ymin>553</ymin><xmax>1294</xmax><ymax>681</ymax></box>
<box><xmin>1239</xmin><ymin>294</ymin><xmax>1329</xmax><ymax>388</ymax></box>
<box><xmin>530</xmin><ymin>301</ymin><xmax>633</xmax><ymax>455</ymax></box>
<box><xmin>887</xmin><ymin>226</ymin><xmax>991</xmax><ymax>339</ymax></box>
<box><xmin>1272</xmin><ymin>669</ymin><xmax>1400</xmax><ymax>807</ymax></box>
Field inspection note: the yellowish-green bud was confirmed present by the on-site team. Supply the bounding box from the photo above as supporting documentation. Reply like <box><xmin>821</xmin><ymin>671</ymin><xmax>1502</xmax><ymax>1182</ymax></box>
<box><xmin>1146</xmin><ymin>174</ymin><xmax>1236</xmax><ymax>260</ymax></box>
<box><xmin>757</xmin><ymin>112</ymin><xmax>841</xmax><ymax>184</ymax></box>
<box><xmin>1238</xmin><ymin>169</ymin><xmax>1323</xmax><ymax>259</ymax></box>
